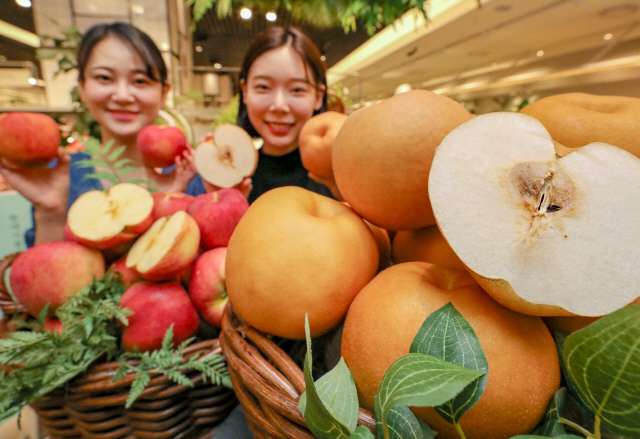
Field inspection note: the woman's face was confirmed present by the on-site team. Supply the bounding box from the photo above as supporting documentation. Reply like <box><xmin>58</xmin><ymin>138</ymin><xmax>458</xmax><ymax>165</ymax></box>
<box><xmin>78</xmin><ymin>35</ymin><xmax>168</xmax><ymax>145</ymax></box>
<box><xmin>241</xmin><ymin>45</ymin><xmax>325</xmax><ymax>156</ymax></box>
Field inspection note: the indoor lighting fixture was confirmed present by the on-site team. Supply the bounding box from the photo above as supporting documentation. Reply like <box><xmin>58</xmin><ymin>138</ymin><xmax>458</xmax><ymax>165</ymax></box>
<box><xmin>214</xmin><ymin>63</ymin><xmax>222</xmax><ymax>69</ymax></box>
<box><xmin>16</xmin><ymin>0</ymin><xmax>32</xmax><ymax>7</ymax></box>
<box><xmin>28</xmin><ymin>77</ymin><xmax>37</xmax><ymax>85</ymax></box>
<box><xmin>536</xmin><ymin>50</ymin><xmax>544</xmax><ymax>57</ymax></box>
<box><xmin>320</xmin><ymin>55</ymin><xmax>326</xmax><ymax>61</ymax></box>
<box><xmin>0</xmin><ymin>20</ymin><xmax>40</xmax><ymax>47</ymax></box>
<box><xmin>240</xmin><ymin>7</ymin><xmax>252</xmax><ymax>19</ymax></box>
<box><xmin>266</xmin><ymin>11</ymin><xmax>277</xmax><ymax>22</ymax></box>
<box><xmin>604</xmin><ymin>33</ymin><xmax>613</xmax><ymax>40</ymax></box>
<box><xmin>195</xmin><ymin>45</ymin><xmax>203</xmax><ymax>52</ymax></box>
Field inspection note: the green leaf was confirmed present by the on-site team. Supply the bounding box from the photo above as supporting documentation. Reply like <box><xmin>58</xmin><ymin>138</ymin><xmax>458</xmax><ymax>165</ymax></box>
<box><xmin>301</xmin><ymin>315</ymin><xmax>354</xmax><ymax>439</ymax></box>
<box><xmin>85</xmin><ymin>172</ymin><xmax>119</xmax><ymax>184</ymax></box>
<box><xmin>126</xmin><ymin>371</ymin><xmax>150</xmax><ymax>408</ymax></box>
<box><xmin>300</xmin><ymin>357</ymin><xmax>360</xmax><ymax>431</ymax></box>
<box><xmin>107</xmin><ymin>145</ymin><xmax>126</xmax><ymax>162</ymax></box>
<box><xmin>374</xmin><ymin>353</ymin><xmax>484</xmax><ymax>436</ymax></box>
<box><xmin>538</xmin><ymin>387</ymin><xmax>568</xmax><ymax>437</ymax></box>
<box><xmin>375</xmin><ymin>405</ymin><xmax>436</xmax><ymax>439</ymax></box>
<box><xmin>410</xmin><ymin>303</ymin><xmax>488</xmax><ymax>425</ymax></box>
<box><xmin>554</xmin><ymin>332</ymin><xmax>592</xmax><ymax>414</ymax></box>
<box><xmin>563</xmin><ymin>304</ymin><xmax>640</xmax><ymax>438</ymax></box>
<box><xmin>348</xmin><ymin>425</ymin><xmax>376</xmax><ymax>439</ymax></box>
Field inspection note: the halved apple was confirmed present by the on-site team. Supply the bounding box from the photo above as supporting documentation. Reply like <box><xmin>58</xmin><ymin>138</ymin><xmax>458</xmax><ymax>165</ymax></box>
<box><xmin>428</xmin><ymin>112</ymin><xmax>640</xmax><ymax>317</ymax></box>
<box><xmin>194</xmin><ymin>124</ymin><xmax>258</xmax><ymax>188</ymax></box>
<box><xmin>125</xmin><ymin>210</ymin><xmax>200</xmax><ymax>281</ymax></box>
<box><xmin>67</xmin><ymin>183</ymin><xmax>154</xmax><ymax>249</ymax></box>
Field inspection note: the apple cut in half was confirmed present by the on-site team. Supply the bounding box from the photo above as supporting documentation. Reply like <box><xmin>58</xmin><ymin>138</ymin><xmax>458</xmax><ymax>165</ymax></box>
<box><xmin>126</xmin><ymin>210</ymin><xmax>200</xmax><ymax>281</ymax></box>
<box><xmin>194</xmin><ymin>124</ymin><xmax>258</xmax><ymax>188</ymax></box>
<box><xmin>67</xmin><ymin>183</ymin><xmax>154</xmax><ymax>249</ymax></box>
<box><xmin>428</xmin><ymin>112</ymin><xmax>640</xmax><ymax>317</ymax></box>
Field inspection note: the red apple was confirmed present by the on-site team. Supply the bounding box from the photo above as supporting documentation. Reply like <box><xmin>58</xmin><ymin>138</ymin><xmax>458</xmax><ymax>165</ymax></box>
<box><xmin>44</xmin><ymin>318</ymin><xmax>64</xmax><ymax>334</ymax></box>
<box><xmin>109</xmin><ymin>256</ymin><xmax>139</xmax><ymax>286</ymax></box>
<box><xmin>9</xmin><ymin>242</ymin><xmax>105</xmax><ymax>317</ymax></box>
<box><xmin>152</xmin><ymin>191</ymin><xmax>195</xmax><ymax>220</ymax></box>
<box><xmin>189</xmin><ymin>247</ymin><xmax>228</xmax><ymax>328</ymax></box>
<box><xmin>187</xmin><ymin>188</ymin><xmax>249</xmax><ymax>250</ymax></box>
<box><xmin>119</xmin><ymin>281</ymin><xmax>200</xmax><ymax>352</ymax></box>
<box><xmin>125</xmin><ymin>211</ymin><xmax>200</xmax><ymax>281</ymax></box>
<box><xmin>0</xmin><ymin>112</ymin><xmax>60</xmax><ymax>166</ymax></box>
<box><xmin>136</xmin><ymin>125</ymin><xmax>188</xmax><ymax>168</ymax></box>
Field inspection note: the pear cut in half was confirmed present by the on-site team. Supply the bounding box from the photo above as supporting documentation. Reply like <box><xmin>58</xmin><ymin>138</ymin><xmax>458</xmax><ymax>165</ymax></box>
<box><xmin>428</xmin><ymin>112</ymin><xmax>640</xmax><ymax>317</ymax></box>
<box><xmin>67</xmin><ymin>183</ymin><xmax>154</xmax><ymax>249</ymax></box>
<box><xmin>194</xmin><ymin>124</ymin><xmax>258</xmax><ymax>188</ymax></box>
<box><xmin>126</xmin><ymin>210</ymin><xmax>200</xmax><ymax>281</ymax></box>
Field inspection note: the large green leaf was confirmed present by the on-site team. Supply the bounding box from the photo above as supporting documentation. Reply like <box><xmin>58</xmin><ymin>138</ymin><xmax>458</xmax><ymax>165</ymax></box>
<box><xmin>563</xmin><ymin>304</ymin><xmax>640</xmax><ymax>438</ymax></box>
<box><xmin>300</xmin><ymin>357</ymin><xmax>360</xmax><ymax>432</ymax></box>
<box><xmin>374</xmin><ymin>403</ymin><xmax>436</xmax><ymax>439</ymax></box>
<box><xmin>349</xmin><ymin>425</ymin><xmax>376</xmax><ymax>439</ymax></box>
<box><xmin>410</xmin><ymin>303</ymin><xmax>488</xmax><ymax>424</ymax></box>
<box><xmin>554</xmin><ymin>332</ymin><xmax>593</xmax><ymax>414</ymax></box>
<box><xmin>301</xmin><ymin>317</ymin><xmax>355</xmax><ymax>439</ymax></box>
<box><xmin>374</xmin><ymin>353</ymin><xmax>484</xmax><ymax>437</ymax></box>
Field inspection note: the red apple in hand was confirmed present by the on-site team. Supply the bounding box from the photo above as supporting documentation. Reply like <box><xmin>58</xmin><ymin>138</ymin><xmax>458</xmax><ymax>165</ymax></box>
<box><xmin>152</xmin><ymin>191</ymin><xmax>195</xmax><ymax>220</ymax></box>
<box><xmin>119</xmin><ymin>281</ymin><xmax>200</xmax><ymax>352</ymax></box>
<box><xmin>0</xmin><ymin>112</ymin><xmax>60</xmax><ymax>166</ymax></box>
<box><xmin>137</xmin><ymin>125</ymin><xmax>188</xmax><ymax>168</ymax></box>
<box><xmin>189</xmin><ymin>247</ymin><xmax>228</xmax><ymax>327</ymax></box>
<box><xmin>187</xmin><ymin>188</ymin><xmax>249</xmax><ymax>250</ymax></box>
<box><xmin>9</xmin><ymin>242</ymin><xmax>105</xmax><ymax>317</ymax></box>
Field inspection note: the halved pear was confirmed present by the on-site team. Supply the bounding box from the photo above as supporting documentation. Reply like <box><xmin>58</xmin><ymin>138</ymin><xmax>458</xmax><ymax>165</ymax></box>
<box><xmin>194</xmin><ymin>124</ymin><xmax>258</xmax><ymax>188</ymax></box>
<box><xmin>125</xmin><ymin>210</ymin><xmax>200</xmax><ymax>281</ymax></box>
<box><xmin>428</xmin><ymin>112</ymin><xmax>640</xmax><ymax>317</ymax></box>
<box><xmin>67</xmin><ymin>183</ymin><xmax>154</xmax><ymax>249</ymax></box>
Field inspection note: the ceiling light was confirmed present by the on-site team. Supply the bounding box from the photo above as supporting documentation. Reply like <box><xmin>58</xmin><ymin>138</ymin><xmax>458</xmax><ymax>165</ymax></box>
<box><xmin>266</xmin><ymin>11</ymin><xmax>277</xmax><ymax>22</ymax></box>
<box><xmin>16</xmin><ymin>0</ymin><xmax>31</xmax><ymax>7</ymax></box>
<box><xmin>214</xmin><ymin>63</ymin><xmax>222</xmax><ymax>69</ymax></box>
<box><xmin>240</xmin><ymin>7</ymin><xmax>252</xmax><ymax>19</ymax></box>
<box><xmin>195</xmin><ymin>45</ymin><xmax>203</xmax><ymax>52</ymax></box>
<box><xmin>131</xmin><ymin>5</ymin><xmax>144</xmax><ymax>14</ymax></box>
<box><xmin>320</xmin><ymin>55</ymin><xmax>326</xmax><ymax>61</ymax></box>
<box><xmin>536</xmin><ymin>50</ymin><xmax>544</xmax><ymax>57</ymax></box>
<box><xmin>161</xmin><ymin>43</ymin><xmax>169</xmax><ymax>51</ymax></box>
<box><xmin>604</xmin><ymin>33</ymin><xmax>613</xmax><ymax>40</ymax></box>
<box><xmin>28</xmin><ymin>77</ymin><xmax>37</xmax><ymax>85</ymax></box>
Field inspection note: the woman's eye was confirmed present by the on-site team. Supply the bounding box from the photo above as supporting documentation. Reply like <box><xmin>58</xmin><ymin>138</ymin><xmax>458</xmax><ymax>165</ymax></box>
<box><xmin>95</xmin><ymin>74</ymin><xmax>111</xmax><ymax>82</ymax></box>
<box><xmin>134</xmin><ymin>77</ymin><xmax>151</xmax><ymax>86</ymax></box>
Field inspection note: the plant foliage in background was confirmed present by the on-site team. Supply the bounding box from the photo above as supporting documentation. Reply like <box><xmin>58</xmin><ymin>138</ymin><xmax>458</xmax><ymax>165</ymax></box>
<box><xmin>187</xmin><ymin>0</ymin><xmax>431</xmax><ymax>35</ymax></box>
<box><xmin>0</xmin><ymin>272</ymin><xmax>231</xmax><ymax>423</ymax></box>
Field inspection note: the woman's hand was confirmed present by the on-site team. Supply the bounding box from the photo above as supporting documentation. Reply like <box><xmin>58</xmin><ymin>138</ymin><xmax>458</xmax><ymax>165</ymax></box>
<box><xmin>145</xmin><ymin>147</ymin><xmax>198</xmax><ymax>193</ymax></box>
<box><xmin>203</xmin><ymin>177</ymin><xmax>253</xmax><ymax>199</ymax></box>
<box><xmin>0</xmin><ymin>148</ymin><xmax>71</xmax><ymax>213</ymax></box>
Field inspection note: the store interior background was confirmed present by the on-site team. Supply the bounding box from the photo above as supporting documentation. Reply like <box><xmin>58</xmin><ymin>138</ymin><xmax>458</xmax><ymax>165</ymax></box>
<box><xmin>1</xmin><ymin>0</ymin><xmax>640</xmax><ymax>257</ymax></box>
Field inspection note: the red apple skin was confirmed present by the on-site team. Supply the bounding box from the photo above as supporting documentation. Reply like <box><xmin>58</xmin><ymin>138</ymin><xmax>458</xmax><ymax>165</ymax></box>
<box><xmin>0</xmin><ymin>112</ymin><xmax>60</xmax><ymax>166</ymax></box>
<box><xmin>186</xmin><ymin>189</ymin><xmax>249</xmax><ymax>250</ymax></box>
<box><xmin>110</xmin><ymin>256</ymin><xmax>139</xmax><ymax>286</ymax></box>
<box><xmin>136</xmin><ymin>125</ymin><xmax>188</xmax><ymax>168</ymax></box>
<box><xmin>44</xmin><ymin>318</ymin><xmax>64</xmax><ymax>334</ymax></box>
<box><xmin>9</xmin><ymin>242</ymin><xmax>105</xmax><ymax>317</ymax></box>
<box><xmin>64</xmin><ymin>222</ymin><xmax>137</xmax><ymax>250</ymax></box>
<box><xmin>152</xmin><ymin>191</ymin><xmax>195</xmax><ymax>220</ymax></box>
<box><xmin>189</xmin><ymin>247</ymin><xmax>228</xmax><ymax>328</ymax></box>
<box><xmin>119</xmin><ymin>281</ymin><xmax>200</xmax><ymax>352</ymax></box>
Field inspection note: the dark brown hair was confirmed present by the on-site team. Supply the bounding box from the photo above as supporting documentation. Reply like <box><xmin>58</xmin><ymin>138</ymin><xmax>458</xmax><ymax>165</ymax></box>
<box><xmin>77</xmin><ymin>21</ymin><xmax>167</xmax><ymax>87</ymax></box>
<box><xmin>237</xmin><ymin>26</ymin><xmax>327</xmax><ymax>137</ymax></box>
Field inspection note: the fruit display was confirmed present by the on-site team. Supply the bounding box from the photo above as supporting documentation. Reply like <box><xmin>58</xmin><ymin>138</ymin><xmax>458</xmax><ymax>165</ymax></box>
<box><xmin>299</xmin><ymin>110</ymin><xmax>348</xmax><ymax>181</ymax></box>
<box><xmin>136</xmin><ymin>124</ymin><xmax>188</xmax><ymax>168</ymax></box>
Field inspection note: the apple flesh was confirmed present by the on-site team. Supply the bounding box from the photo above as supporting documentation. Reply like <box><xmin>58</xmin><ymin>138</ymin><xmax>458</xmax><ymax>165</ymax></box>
<box><xmin>194</xmin><ymin>124</ymin><xmax>258</xmax><ymax>188</ymax></box>
<box><xmin>0</xmin><ymin>112</ymin><xmax>60</xmax><ymax>166</ymax></box>
<box><xmin>428</xmin><ymin>112</ymin><xmax>640</xmax><ymax>317</ymax></box>
<box><xmin>9</xmin><ymin>241</ymin><xmax>105</xmax><ymax>317</ymax></box>
<box><xmin>67</xmin><ymin>183</ymin><xmax>154</xmax><ymax>249</ymax></box>
<box><xmin>188</xmin><ymin>247</ymin><xmax>228</xmax><ymax>328</ymax></box>
<box><xmin>119</xmin><ymin>281</ymin><xmax>200</xmax><ymax>352</ymax></box>
<box><xmin>136</xmin><ymin>125</ymin><xmax>188</xmax><ymax>168</ymax></box>
<box><xmin>125</xmin><ymin>210</ymin><xmax>200</xmax><ymax>281</ymax></box>
<box><xmin>186</xmin><ymin>188</ymin><xmax>249</xmax><ymax>250</ymax></box>
<box><xmin>152</xmin><ymin>191</ymin><xmax>195</xmax><ymax>220</ymax></box>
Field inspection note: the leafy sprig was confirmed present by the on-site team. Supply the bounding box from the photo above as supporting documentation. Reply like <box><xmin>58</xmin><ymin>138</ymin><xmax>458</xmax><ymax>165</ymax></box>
<box><xmin>115</xmin><ymin>326</ymin><xmax>232</xmax><ymax>408</ymax></box>
<box><xmin>74</xmin><ymin>137</ymin><xmax>156</xmax><ymax>190</ymax></box>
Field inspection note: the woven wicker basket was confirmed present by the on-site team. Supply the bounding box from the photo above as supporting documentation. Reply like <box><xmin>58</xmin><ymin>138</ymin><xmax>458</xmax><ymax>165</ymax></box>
<box><xmin>220</xmin><ymin>304</ymin><xmax>377</xmax><ymax>439</ymax></box>
<box><xmin>0</xmin><ymin>252</ymin><xmax>237</xmax><ymax>439</ymax></box>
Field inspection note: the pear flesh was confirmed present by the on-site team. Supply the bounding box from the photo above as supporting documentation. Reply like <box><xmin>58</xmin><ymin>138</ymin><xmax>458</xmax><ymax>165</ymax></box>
<box><xmin>428</xmin><ymin>112</ymin><xmax>640</xmax><ymax>317</ymax></box>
